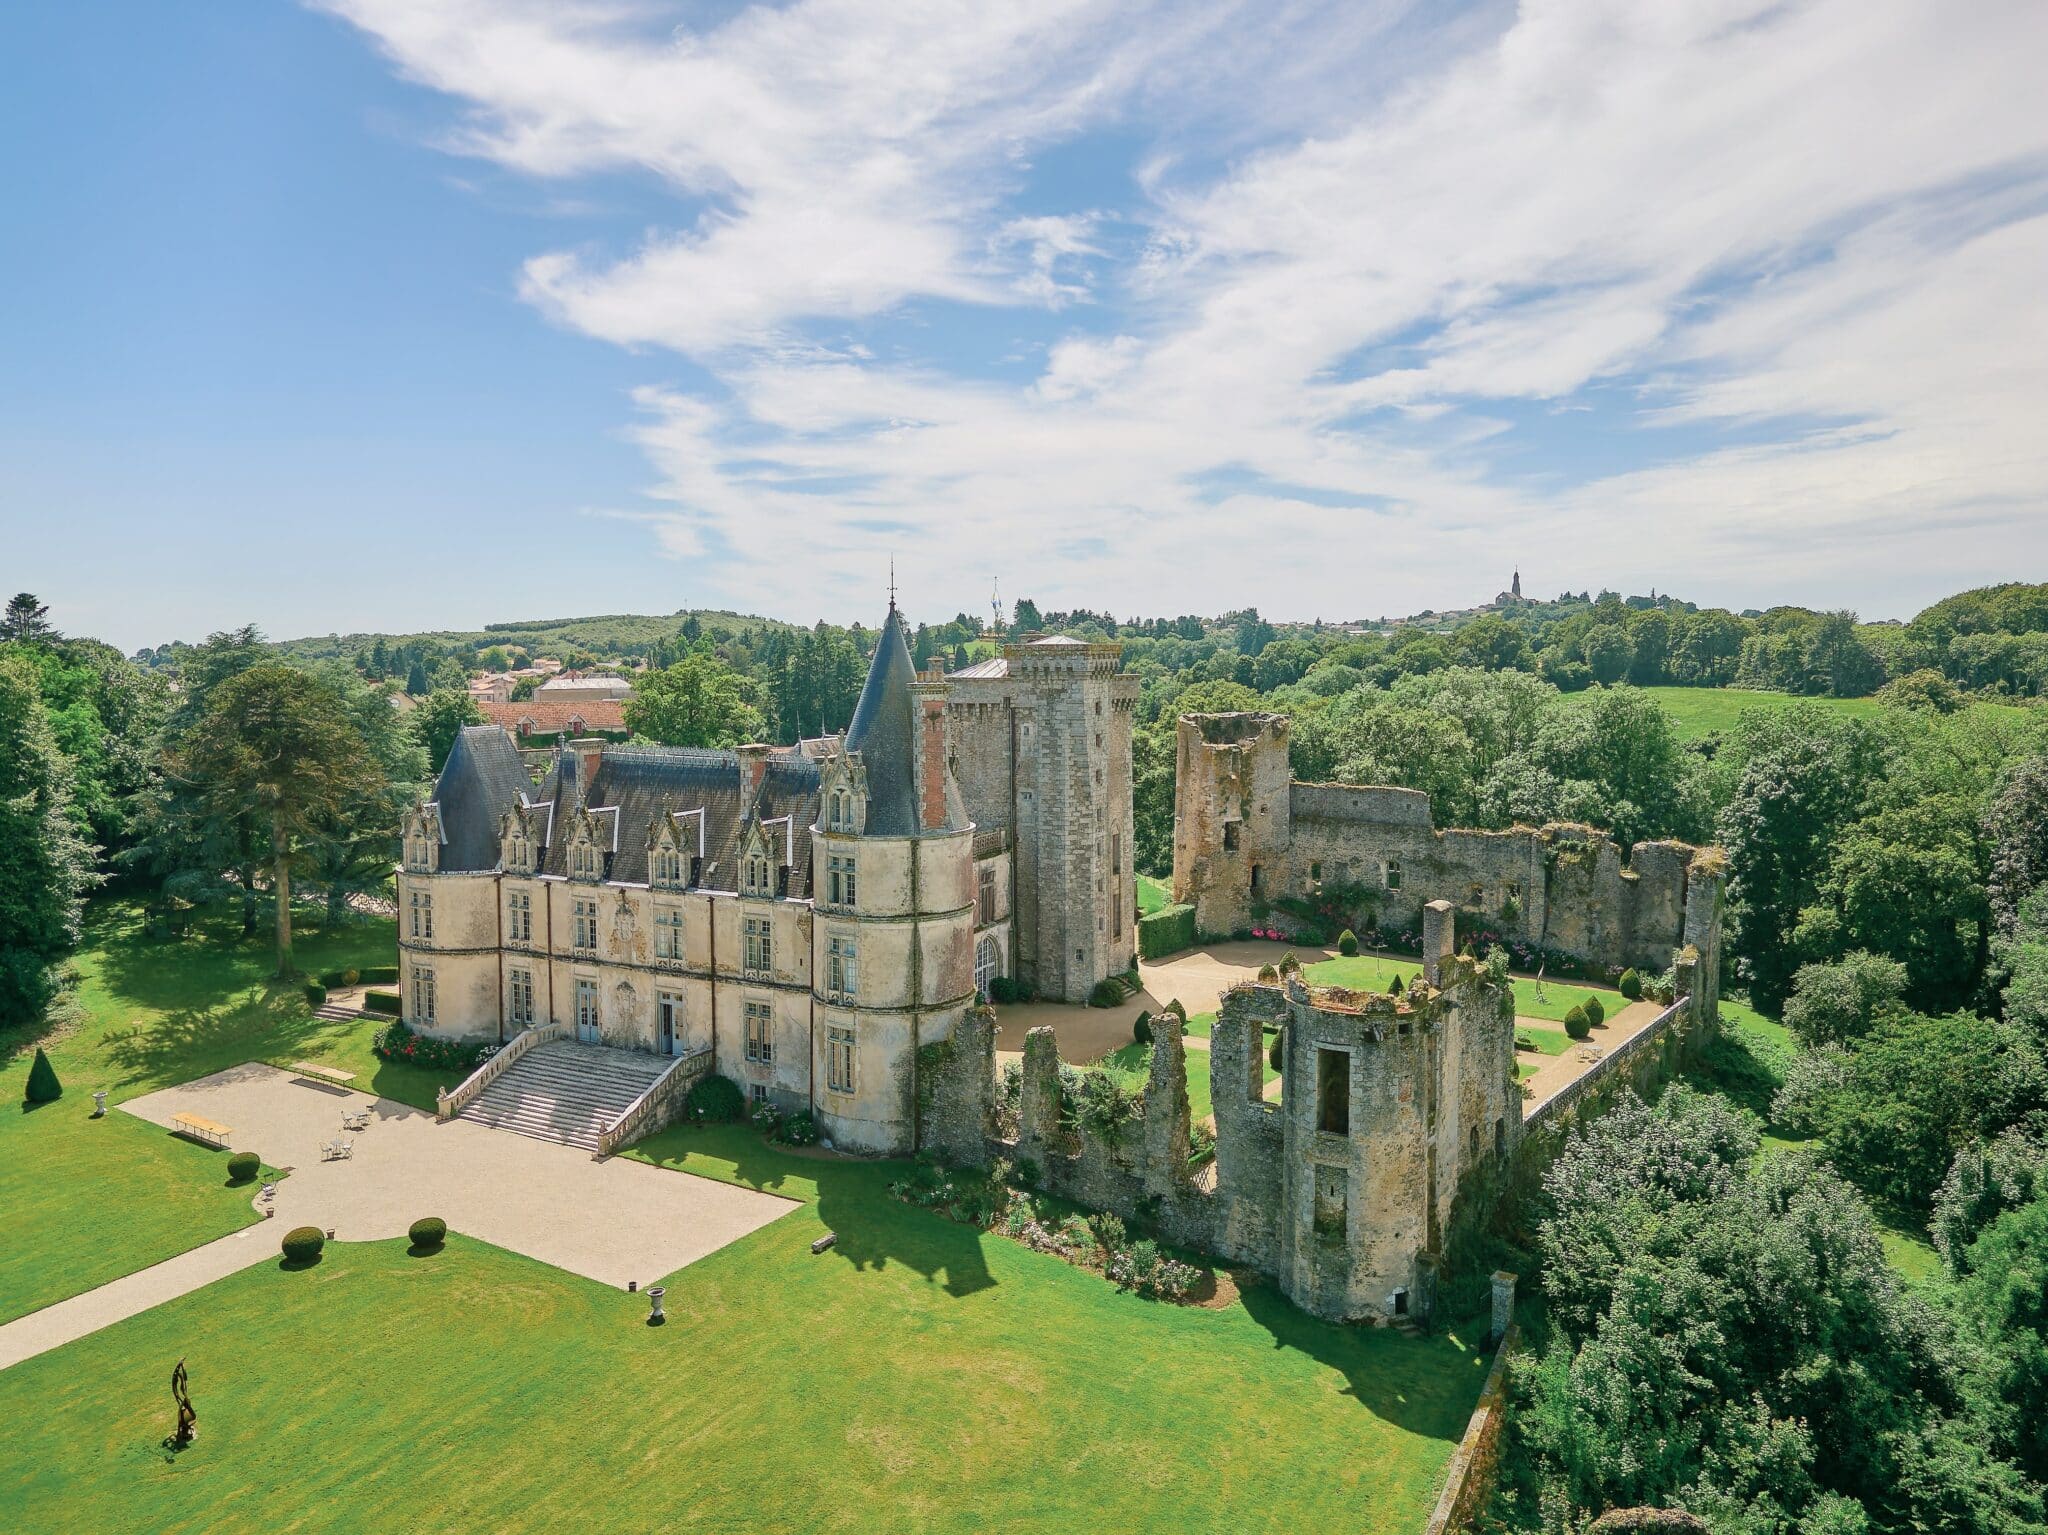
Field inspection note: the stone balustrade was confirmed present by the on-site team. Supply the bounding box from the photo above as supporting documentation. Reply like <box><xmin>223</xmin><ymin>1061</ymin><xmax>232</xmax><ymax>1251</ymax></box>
<box><xmin>437</xmin><ymin>1022</ymin><xmax>566</xmax><ymax>1122</ymax></box>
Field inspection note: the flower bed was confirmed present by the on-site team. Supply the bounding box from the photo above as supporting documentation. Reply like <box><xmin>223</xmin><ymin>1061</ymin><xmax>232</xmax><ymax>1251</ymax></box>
<box><xmin>371</xmin><ymin>1020</ymin><xmax>489</xmax><ymax>1075</ymax></box>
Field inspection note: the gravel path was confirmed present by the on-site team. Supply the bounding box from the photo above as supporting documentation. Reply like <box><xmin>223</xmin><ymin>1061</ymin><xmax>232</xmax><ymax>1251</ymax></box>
<box><xmin>0</xmin><ymin>1062</ymin><xmax>794</xmax><ymax>1372</ymax></box>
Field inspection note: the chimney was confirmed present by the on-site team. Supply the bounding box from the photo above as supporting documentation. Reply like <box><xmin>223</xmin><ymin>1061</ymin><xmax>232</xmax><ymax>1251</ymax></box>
<box><xmin>568</xmin><ymin>737</ymin><xmax>605</xmax><ymax>800</ymax></box>
<box><xmin>1422</xmin><ymin>899</ymin><xmax>1456</xmax><ymax>986</ymax></box>
<box><xmin>735</xmin><ymin>743</ymin><xmax>772</xmax><ymax>803</ymax></box>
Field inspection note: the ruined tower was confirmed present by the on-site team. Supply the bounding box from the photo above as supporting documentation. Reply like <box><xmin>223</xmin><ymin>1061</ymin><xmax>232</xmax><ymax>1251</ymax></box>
<box><xmin>1171</xmin><ymin>711</ymin><xmax>1293</xmax><ymax>939</ymax></box>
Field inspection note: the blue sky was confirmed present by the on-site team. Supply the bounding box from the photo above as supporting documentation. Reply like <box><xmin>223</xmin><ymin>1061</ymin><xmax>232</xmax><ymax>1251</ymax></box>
<box><xmin>5</xmin><ymin>1</ymin><xmax>2045</xmax><ymax>651</ymax></box>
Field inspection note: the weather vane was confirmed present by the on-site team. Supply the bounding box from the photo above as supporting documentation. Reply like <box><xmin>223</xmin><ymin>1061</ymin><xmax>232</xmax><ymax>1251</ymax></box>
<box><xmin>888</xmin><ymin>557</ymin><xmax>897</xmax><ymax>612</ymax></box>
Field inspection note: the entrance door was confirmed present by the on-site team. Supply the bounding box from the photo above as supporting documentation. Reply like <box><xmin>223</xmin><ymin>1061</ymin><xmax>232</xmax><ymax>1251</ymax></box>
<box><xmin>574</xmin><ymin>979</ymin><xmax>599</xmax><ymax>1043</ymax></box>
<box><xmin>658</xmin><ymin>995</ymin><xmax>681</xmax><ymax>1057</ymax></box>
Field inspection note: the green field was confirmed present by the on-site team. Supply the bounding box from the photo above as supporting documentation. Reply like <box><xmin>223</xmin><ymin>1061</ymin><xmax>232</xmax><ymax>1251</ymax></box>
<box><xmin>0</xmin><ymin>901</ymin><xmax>407</xmax><ymax>1327</ymax></box>
<box><xmin>1100</xmin><ymin>1016</ymin><xmax>1278</xmax><ymax>1122</ymax></box>
<box><xmin>1136</xmin><ymin>873</ymin><xmax>1172</xmax><ymax>916</ymax></box>
<box><xmin>1640</xmin><ymin>684</ymin><xmax>2032</xmax><ymax>743</ymax></box>
<box><xmin>0</xmin><ymin>902</ymin><xmax>1489</xmax><ymax>1531</ymax></box>
<box><xmin>0</xmin><ymin>1122</ymin><xmax>1489</xmax><ymax>1533</ymax></box>
<box><xmin>1515</xmin><ymin>1024</ymin><xmax>1571</xmax><ymax>1057</ymax></box>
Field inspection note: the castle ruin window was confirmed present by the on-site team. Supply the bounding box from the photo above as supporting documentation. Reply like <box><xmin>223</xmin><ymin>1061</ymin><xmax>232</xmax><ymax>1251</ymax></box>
<box><xmin>1495</xmin><ymin>1117</ymin><xmax>1506</xmax><ymax>1157</ymax></box>
<box><xmin>1385</xmin><ymin>858</ymin><xmax>1402</xmax><ymax>891</ymax></box>
<box><xmin>1222</xmin><ymin>821</ymin><xmax>1240</xmax><ymax>851</ymax></box>
<box><xmin>1309</xmin><ymin>861</ymin><xmax>1322</xmax><ymax>892</ymax></box>
<box><xmin>1249</xmin><ymin>864</ymin><xmax>1261</xmax><ymax>894</ymax></box>
<box><xmin>1469</xmin><ymin>1124</ymin><xmax>1480</xmax><ymax>1163</ymax></box>
<box><xmin>1316</xmin><ymin>1048</ymin><xmax>1350</xmax><ymax>1136</ymax></box>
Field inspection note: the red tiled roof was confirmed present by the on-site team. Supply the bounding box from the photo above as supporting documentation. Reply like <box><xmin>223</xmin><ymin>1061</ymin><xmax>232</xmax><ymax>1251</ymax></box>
<box><xmin>477</xmin><ymin>698</ymin><xmax>628</xmax><ymax>738</ymax></box>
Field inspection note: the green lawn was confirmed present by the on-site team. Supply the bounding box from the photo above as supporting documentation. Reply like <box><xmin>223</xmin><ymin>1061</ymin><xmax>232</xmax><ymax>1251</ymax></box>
<box><xmin>1302</xmin><ymin>953</ymin><xmax>1630</xmax><ymax>1024</ymax></box>
<box><xmin>1099</xmin><ymin>1030</ymin><xmax>1279</xmax><ymax>1124</ymax></box>
<box><xmin>1136</xmin><ymin>873</ymin><xmax>1172</xmax><ymax>916</ymax></box>
<box><xmin>0</xmin><ymin>899</ymin><xmax>407</xmax><ymax>1325</ymax></box>
<box><xmin>1641</xmin><ymin>685</ymin><xmax>2031</xmax><ymax>744</ymax></box>
<box><xmin>0</xmin><ymin>1125</ymin><xmax>1493</xmax><ymax>1533</ymax></box>
<box><xmin>1515</xmin><ymin>1024</ymin><xmax>1571</xmax><ymax>1058</ymax></box>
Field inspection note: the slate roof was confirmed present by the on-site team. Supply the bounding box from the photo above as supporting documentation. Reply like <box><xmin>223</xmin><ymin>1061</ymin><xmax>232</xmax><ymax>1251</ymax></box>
<box><xmin>431</xmin><ymin>726</ymin><xmax>539</xmax><ymax>872</ymax></box>
<box><xmin>844</xmin><ymin>606</ymin><xmax>967</xmax><ymax>837</ymax></box>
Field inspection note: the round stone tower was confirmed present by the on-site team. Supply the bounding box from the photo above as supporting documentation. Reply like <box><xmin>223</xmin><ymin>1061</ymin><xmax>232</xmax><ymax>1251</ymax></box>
<box><xmin>809</xmin><ymin>605</ymin><xmax>977</xmax><ymax>1153</ymax></box>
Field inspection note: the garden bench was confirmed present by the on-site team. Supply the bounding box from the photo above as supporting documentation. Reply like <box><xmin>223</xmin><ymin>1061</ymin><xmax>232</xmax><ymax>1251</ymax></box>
<box><xmin>290</xmin><ymin>1061</ymin><xmax>356</xmax><ymax>1084</ymax></box>
<box><xmin>170</xmin><ymin>1113</ymin><xmax>232</xmax><ymax>1149</ymax></box>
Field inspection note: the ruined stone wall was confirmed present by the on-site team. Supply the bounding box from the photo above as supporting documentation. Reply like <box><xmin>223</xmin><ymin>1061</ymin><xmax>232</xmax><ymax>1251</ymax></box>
<box><xmin>917</xmin><ymin>959</ymin><xmax>1519</xmax><ymax>1324</ymax></box>
<box><xmin>1173</xmin><ymin>712</ymin><xmax>1718</xmax><ymax>977</ymax></box>
<box><xmin>919</xmin><ymin>1006</ymin><xmax>996</xmax><ymax>1166</ymax></box>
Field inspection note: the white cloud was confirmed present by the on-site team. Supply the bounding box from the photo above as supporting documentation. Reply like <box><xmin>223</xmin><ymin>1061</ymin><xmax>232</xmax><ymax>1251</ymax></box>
<box><xmin>322</xmin><ymin>0</ymin><xmax>2048</xmax><ymax>621</ymax></box>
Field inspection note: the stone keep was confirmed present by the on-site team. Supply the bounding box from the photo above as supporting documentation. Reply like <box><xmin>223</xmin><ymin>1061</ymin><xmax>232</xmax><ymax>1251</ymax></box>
<box><xmin>946</xmin><ymin>637</ymin><xmax>1138</xmax><ymax>1002</ymax></box>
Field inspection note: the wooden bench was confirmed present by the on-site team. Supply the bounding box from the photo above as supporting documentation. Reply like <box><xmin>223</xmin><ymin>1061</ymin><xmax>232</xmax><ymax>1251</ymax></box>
<box><xmin>289</xmin><ymin>1061</ymin><xmax>356</xmax><ymax>1085</ymax></box>
<box><xmin>170</xmin><ymin>1113</ymin><xmax>233</xmax><ymax>1149</ymax></box>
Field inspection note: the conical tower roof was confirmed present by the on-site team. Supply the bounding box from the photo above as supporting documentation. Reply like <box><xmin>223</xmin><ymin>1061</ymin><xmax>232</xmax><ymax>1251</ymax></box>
<box><xmin>844</xmin><ymin>606</ymin><xmax>922</xmax><ymax>836</ymax></box>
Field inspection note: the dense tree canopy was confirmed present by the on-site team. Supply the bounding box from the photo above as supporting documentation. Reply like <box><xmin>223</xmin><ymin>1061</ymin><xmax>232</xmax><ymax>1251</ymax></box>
<box><xmin>625</xmin><ymin>654</ymin><xmax>765</xmax><ymax>749</ymax></box>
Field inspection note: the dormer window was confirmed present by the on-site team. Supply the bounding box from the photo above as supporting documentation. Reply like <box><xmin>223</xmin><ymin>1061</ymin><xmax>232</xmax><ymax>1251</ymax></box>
<box><xmin>408</xmin><ymin>834</ymin><xmax>432</xmax><ymax>869</ymax></box>
<box><xmin>652</xmin><ymin>843</ymin><xmax>684</xmax><ymax>888</ymax></box>
<box><xmin>829</xmin><ymin>787</ymin><xmax>855</xmax><ymax>832</ymax></box>
<box><xmin>505</xmin><ymin>827</ymin><xmax>532</xmax><ymax>875</ymax></box>
<box><xmin>744</xmin><ymin>853</ymin><xmax>771</xmax><ymax>897</ymax></box>
<box><xmin>571</xmin><ymin>840</ymin><xmax>601</xmax><ymax>880</ymax></box>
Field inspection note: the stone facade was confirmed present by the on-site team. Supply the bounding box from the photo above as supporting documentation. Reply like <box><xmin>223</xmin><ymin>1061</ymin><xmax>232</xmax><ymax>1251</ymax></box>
<box><xmin>947</xmin><ymin>638</ymin><xmax>1138</xmax><ymax>1002</ymax></box>
<box><xmin>394</xmin><ymin>606</ymin><xmax>1107</xmax><ymax>1156</ymax></box>
<box><xmin>1172</xmin><ymin>711</ymin><xmax>1720</xmax><ymax>977</ymax></box>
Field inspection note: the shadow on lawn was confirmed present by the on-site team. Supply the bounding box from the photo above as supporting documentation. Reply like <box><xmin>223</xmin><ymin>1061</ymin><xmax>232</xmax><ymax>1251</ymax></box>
<box><xmin>1238</xmin><ymin>1281</ymin><xmax>1487</xmax><ymax>1440</ymax></box>
<box><xmin>637</xmin><ymin>1125</ymin><xmax>996</xmax><ymax>1299</ymax></box>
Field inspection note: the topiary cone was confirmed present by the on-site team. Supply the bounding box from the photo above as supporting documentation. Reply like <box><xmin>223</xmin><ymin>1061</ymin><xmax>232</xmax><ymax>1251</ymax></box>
<box><xmin>24</xmin><ymin>1047</ymin><xmax>61</xmax><ymax>1104</ymax></box>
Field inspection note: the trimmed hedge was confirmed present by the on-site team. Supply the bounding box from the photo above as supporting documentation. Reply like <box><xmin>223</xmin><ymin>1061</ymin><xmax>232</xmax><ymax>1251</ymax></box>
<box><xmin>1088</xmin><ymin>978</ymin><xmax>1123</xmax><ymax>1008</ymax></box>
<box><xmin>316</xmin><ymin>967</ymin><xmax>366</xmax><ymax>988</ymax></box>
<box><xmin>408</xmin><ymin>1216</ymin><xmax>448</xmax><ymax>1249</ymax></box>
<box><xmin>686</xmin><ymin>1073</ymin><xmax>747</xmax><ymax>1123</ymax></box>
<box><xmin>358</xmin><ymin>966</ymin><xmax>399</xmax><ymax>985</ymax></box>
<box><xmin>227</xmin><ymin>1151</ymin><xmax>261</xmax><ymax>1183</ymax></box>
<box><xmin>1268</xmin><ymin>1033</ymin><xmax>1283</xmax><ymax>1072</ymax></box>
<box><xmin>1337</xmin><ymin>928</ymin><xmax>1359</xmax><ymax>956</ymax></box>
<box><xmin>1564</xmin><ymin>1004</ymin><xmax>1592</xmax><ymax>1040</ymax></box>
<box><xmin>1137</xmin><ymin>903</ymin><xmax>1196</xmax><ymax>960</ymax></box>
<box><xmin>1618</xmin><ymin>968</ymin><xmax>1643</xmax><ymax>1001</ymax></box>
<box><xmin>1133</xmin><ymin>1011</ymin><xmax>1153</xmax><ymax>1045</ymax></box>
<box><xmin>281</xmin><ymin>1226</ymin><xmax>325</xmax><ymax>1264</ymax></box>
<box><xmin>303</xmin><ymin>980</ymin><xmax>328</xmax><ymax>1009</ymax></box>
<box><xmin>363</xmin><ymin>989</ymin><xmax>402</xmax><ymax>1016</ymax></box>
<box><xmin>1584</xmin><ymin>994</ymin><xmax>1606</xmax><ymax>1028</ymax></box>
<box><xmin>24</xmin><ymin>1047</ymin><xmax>61</xmax><ymax>1104</ymax></box>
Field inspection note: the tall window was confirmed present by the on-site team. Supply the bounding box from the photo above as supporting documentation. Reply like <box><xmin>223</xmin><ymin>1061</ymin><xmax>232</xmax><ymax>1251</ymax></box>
<box><xmin>1316</xmin><ymin>1048</ymin><xmax>1350</xmax><ymax>1137</ymax></box>
<box><xmin>507</xmin><ymin>890</ymin><xmax>531</xmax><ymax>942</ymax></box>
<box><xmin>827</xmin><ymin>933</ymin><xmax>858</xmax><ymax>1000</ymax></box>
<box><xmin>508</xmin><ymin>968</ymin><xmax>534</xmax><ymax>1028</ymax></box>
<box><xmin>408</xmin><ymin>832</ymin><xmax>432</xmax><ymax>869</ymax></box>
<box><xmin>829</xmin><ymin>788</ymin><xmax>853</xmax><ymax>831</ymax></box>
<box><xmin>572</xmin><ymin>840</ymin><xmax>599</xmax><ymax>879</ymax></box>
<box><xmin>410</xmin><ymin>967</ymin><xmax>436</xmax><ymax>1026</ymax></box>
<box><xmin>827</xmin><ymin>853</ymin><xmax>858</xmax><ymax>907</ymax></box>
<box><xmin>976</xmin><ymin>935</ymin><xmax>1000</xmax><ymax>999</ymax></box>
<box><xmin>978</xmin><ymin>864</ymin><xmax>996</xmax><ymax>925</ymax></box>
<box><xmin>575</xmin><ymin>978</ymin><xmax>598</xmax><ymax>1034</ymax></box>
<box><xmin>572</xmin><ymin>898</ymin><xmax>597</xmax><ymax>951</ymax></box>
<box><xmin>655</xmin><ymin>905</ymin><xmax>685</xmax><ymax>962</ymax></box>
<box><xmin>744</xmin><ymin>915</ymin><xmax>772</xmax><ymax>973</ymax></box>
<box><xmin>745</xmin><ymin>1001</ymin><xmax>774</xmax><ymax>1064</ymax></box>
<box><xmin>409</xmin><ymin>889</ymin><xmax>433</xmax><ymax>940</ymax></box>
<box><xmin>506</xmin><ymin>830</ymin><xmax>531</xmax><ymax>873</ymax></box>
<box><xmin>1385</xmin><ymin>858</ymin><xmax>1402</xmax><ymax>891</ymax></box>
<box><xmin>827</xmin><ymin>1026</ymin><xmax>855</xmax><ymax>1094</ymax></box>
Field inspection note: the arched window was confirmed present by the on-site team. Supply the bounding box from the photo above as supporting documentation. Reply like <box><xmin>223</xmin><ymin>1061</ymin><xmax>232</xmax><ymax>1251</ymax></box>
<box><xmin>975</xmin><ymin>935</ymin><xmax>1001</xmax><ymax>999</ymax></box>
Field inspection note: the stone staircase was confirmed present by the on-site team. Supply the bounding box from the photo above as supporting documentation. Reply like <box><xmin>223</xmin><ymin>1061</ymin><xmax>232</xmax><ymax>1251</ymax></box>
<box><xmin>312</xmin><ymin>1002</ymin><xmax>365</xmax><ymax>1023</ymax></box>
<box><xmin>455</xmin><ymin>1041</ymin><xmax>673</xmax><ymax>1152</ymax></box>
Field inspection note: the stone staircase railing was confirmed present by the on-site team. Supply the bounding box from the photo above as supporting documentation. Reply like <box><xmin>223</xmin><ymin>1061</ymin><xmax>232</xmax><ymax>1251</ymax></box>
<box><xmin>438</xmin><ymin>1022</ymin><xmax>566</xmax><ymax>1122</ymax></box>
<box><xmin>596</xmin><ymin>1045</ymin><xmax>713</xmax><ymax>1158</ymax></box>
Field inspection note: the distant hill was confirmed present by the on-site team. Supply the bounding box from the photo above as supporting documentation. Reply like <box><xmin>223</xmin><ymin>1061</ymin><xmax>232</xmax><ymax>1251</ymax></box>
<box><xmin>267</xmin><ymin>609</ymin><xmax>802</xmax><ymax>666</ymax></box>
